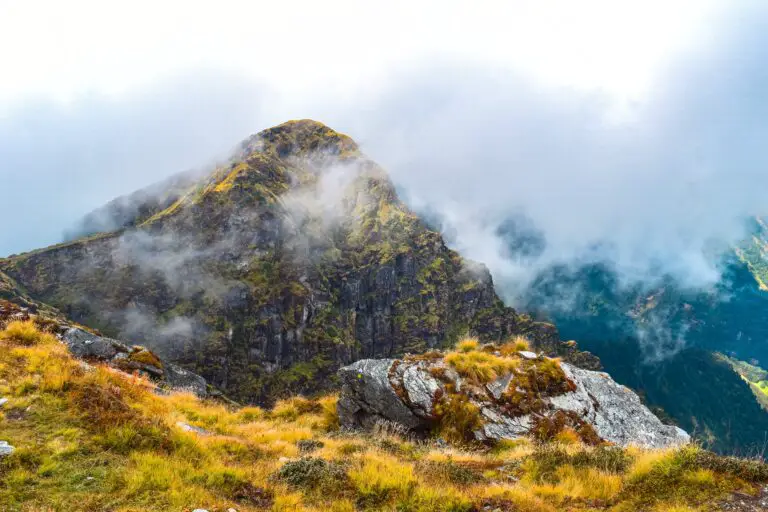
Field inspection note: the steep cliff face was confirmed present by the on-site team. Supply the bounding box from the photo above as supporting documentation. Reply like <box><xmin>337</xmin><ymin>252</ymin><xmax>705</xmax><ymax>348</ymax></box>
<box><xmin>0</xmin><ymin>120</ymin><xmax>597</xmax><ymax>403</ymax></box>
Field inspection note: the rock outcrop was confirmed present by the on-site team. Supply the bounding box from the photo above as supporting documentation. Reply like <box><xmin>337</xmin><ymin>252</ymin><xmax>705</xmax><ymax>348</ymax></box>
<box><xmin>0</xmin><ymin>299</ymin><xmax>207</xmax><ymax>396</ymax></box>
<box><xmin>62</xmin><ymin>328</ymin><xmax>208</xmax><ymax>396</ymax></box>
<box><xmin>338</xmin><ymin>347</ymin><xmax>689</xmax><ymax>449</ymax></box>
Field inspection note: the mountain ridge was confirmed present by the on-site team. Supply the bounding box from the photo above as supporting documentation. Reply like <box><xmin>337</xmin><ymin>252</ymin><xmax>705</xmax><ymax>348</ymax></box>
<box><xmin>0</xmin><ymin>119</ymin><xmax>598</xmax><ymax>405</ymax></box>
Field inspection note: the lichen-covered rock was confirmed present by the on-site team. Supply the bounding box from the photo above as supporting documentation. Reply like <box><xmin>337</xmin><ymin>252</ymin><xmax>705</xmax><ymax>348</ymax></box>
<box><xmin>337</xmin><ymin>359</ymin><xmax>424</xmax><ymax>430</ymax></box>
<box><xmin>551</xmin><ymin>363</ymin><xmax>690</xmax><ymax>448</ymax></box>
<box><xmin>338</xmin><ymin>350</ymin><xmax>689</xmax><ymax>449</ymax></box>
<box><xmin>165</xmin><ymin>363</ymin><xmax>208</xmax><ymax>396</ymax></box>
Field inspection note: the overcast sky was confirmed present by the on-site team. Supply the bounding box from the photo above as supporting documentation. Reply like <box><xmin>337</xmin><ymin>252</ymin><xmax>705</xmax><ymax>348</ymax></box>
<box><xmin>2</xmin><ymin>0</ymin><xmax>768</xmax><ymax>296</ymax></box>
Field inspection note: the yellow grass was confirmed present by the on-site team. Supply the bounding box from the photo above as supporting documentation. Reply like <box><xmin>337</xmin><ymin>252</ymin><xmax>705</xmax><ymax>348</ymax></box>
<box><xmin>0</xmin><ymin>321</ymin><xmax>763</xmax><ymax>511</ymax></box>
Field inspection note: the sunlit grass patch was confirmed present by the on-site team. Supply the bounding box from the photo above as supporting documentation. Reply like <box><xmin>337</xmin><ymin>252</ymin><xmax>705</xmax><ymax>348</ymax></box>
<box><xmin>349</xmin><ymin>452</ymin><xmax>417</xmax><ymax>508</ymax></box>
<box><xmin>444</xmin><ymin>348</ymin><xmax>518</xmax><ymax>384</ymax></box>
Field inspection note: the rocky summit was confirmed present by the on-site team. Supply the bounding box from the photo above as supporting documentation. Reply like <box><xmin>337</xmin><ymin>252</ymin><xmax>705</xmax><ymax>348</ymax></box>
<box><xmin>0</xmin><ymin>119</ymin><xmax>597</xmax><ymax>404</ymax></box>
<box><xmin>338</xmin><ymin>338</ymin><xmax>689</xmax><ymax>449</ymax></box>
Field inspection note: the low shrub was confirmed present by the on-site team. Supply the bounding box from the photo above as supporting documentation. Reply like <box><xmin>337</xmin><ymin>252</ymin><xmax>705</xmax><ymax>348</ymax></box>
<box><xmin>416</xmin><ymin>459</ymin><xmax>483</xmax><ymax>485</ymax></box>
<box><xmin>274</xmin><ymin>457</ymin><xmax>350</xmax><ymax>495</ymax></box>
<box><xmin>620</xmin><ymin>445</ymin><xmax>737</xmax><ymax>506</ymax></box>
<box><xmin>526</xmin><ymin>444</ymin><xmax>632</xmax><ymax>483</ymax></box>
<box><xmin>694</xmin><ymin>450</ymin><xmax>768</xmax><ymax>482</ymax></box>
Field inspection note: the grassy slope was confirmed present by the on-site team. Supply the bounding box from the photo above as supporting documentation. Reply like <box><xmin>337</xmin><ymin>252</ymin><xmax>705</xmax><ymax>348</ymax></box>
<box><xmin>1</xmin><ymin>322</ymin><xmax>767</xmax><ymax>511</ymax></box>
<box><xmin>717</xmin><ymin>353</ymin><xmax>768</xmax><ymax>411</ymax></box>
<box><xmin>736</xmin><ymin>217</ymin><xmax>768</xmax><ymax>291</ymax></box>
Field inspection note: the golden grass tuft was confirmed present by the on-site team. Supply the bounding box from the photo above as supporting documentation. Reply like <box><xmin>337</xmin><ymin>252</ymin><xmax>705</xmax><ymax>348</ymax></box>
<box><xmin>444</xmin><ymin>349</ymin><xmax>517</xmax><ymax>384</ymax></box>
<box><xmin>1</xmin><ymin>320</ymin><xmax>51</xmax><ymax>346</ymax></box>
<box><xmin>349</xmin><ymin>452</ymin><xmax>417</xmax><ymax>508</ymax></box>
<box><xmin>500</xmin><ymin>335</ymin><xmax>531</xmax><ymax>355</ymax></box>
<box><xmin>433</xmin><ymin>393</ymin><xmax>483</xmax><ymax>444</ymax></box>
<box><xmin>271</xmin><ymin>396</ymin><xmax>321</xmax><ymax>422</ymax></box>
<box><xmin>455</xmin><ymin>337</ymin><xmax>480</xmax><ymax>353</ymax></box>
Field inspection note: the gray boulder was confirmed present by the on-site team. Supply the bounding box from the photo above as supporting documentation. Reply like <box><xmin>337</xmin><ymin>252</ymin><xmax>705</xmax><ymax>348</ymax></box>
<box><xmin>165</xmin><ymin>363</ymin><xmax>208</xmax><ymax>397</ymax></box>
<box><xmin>62</xmin><ymin>328</ymin><xmax>129</xmax><ymax>360</ymax></box>
<box><xmin>337</xmin><ymin>355</ymin><xmax>690</xmax><ymax>449</ymax></box>
<box><xmin>61</xmin><ymin>328</ymin><xmax>207</xmax><ymax>397</ymax></box>
<box><xmin>338</xmin><ymin>359</ymin><xmax>425</xmax><ymax>430</ymax></box>
<box><xmin>550</xmin><ymin>363</ymin><xmax>690</xmax><ymax>448</ymax></box>
<box><xmin>176</xmin><ymin>421</ymin><xmax>210</xmax><ymax>435</ymax></box>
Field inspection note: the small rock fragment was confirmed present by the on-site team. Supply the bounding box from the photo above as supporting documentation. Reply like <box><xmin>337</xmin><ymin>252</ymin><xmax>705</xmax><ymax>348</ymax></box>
<box><xmin>297</xmin><ymin>439</ymin><xmax>324</xmax><ymax>453</ymax></box>
<box><xmin>176</xmin><ymin>422</ymin><xmax>209</xmax><ymax>435</ymax></box>
<box><xmin>0</xmin><ymin>441</ymin><xmax>15</xmax><ymax>457</ymax></box>
<box><xmin>518</xmin><ymin>351</ymin><xmax>539</xmax><ymax>360</ymax></box>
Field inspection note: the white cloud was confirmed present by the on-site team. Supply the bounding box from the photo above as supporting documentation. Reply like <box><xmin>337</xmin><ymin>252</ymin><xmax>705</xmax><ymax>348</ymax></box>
<box><xmin>2</xmin><ymin>0</ymin><xmax>767</xmax><ymax>306</ymax></box>
<box><xmin>0</xmin><ymin>0</ymin><xmax>722</xmax><ymax>109</ymax></box>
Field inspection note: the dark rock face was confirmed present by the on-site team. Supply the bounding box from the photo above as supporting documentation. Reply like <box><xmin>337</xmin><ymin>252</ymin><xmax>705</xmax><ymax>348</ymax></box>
<box><xmin>63</xmin><ymin>327</ymin><xmax>129</xmax><ymax>360</ymax></box>
<box><xmin>337</xmin><ymin>359</ymin><xmax>426</xmax><ymax>430</ymax></box>
<box><xmin>338</xmin><ymin>354</ymin><xmax>690</xmax><ymax>449</ymax></box>
<box><xmin>164</xmin><ymin>364</ymin><xmax>208</xmax><ymax>396</ymax></box>
<box><xmin>0</xmin><ymin>120</ymin><xmax>599</xmax><ymax>404</ymax></box>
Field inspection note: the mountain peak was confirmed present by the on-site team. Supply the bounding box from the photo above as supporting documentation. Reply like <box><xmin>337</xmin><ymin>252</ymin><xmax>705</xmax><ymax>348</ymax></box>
<box><xmin>0</xmin><ymin>119</ymin><xmax>599</xmax><ymax>405</ymax></box>
<box><xmin>240</xmin><ymin>119</ymin><xmax>359</xmax><ymax>160</ymax></box>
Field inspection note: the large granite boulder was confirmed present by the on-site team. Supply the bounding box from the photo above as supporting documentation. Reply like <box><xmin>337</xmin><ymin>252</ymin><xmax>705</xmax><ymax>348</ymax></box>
<box><xmin>338</xmin><ymin>351</ymin><xmax>689</xmax><ymax>449</ymax></box>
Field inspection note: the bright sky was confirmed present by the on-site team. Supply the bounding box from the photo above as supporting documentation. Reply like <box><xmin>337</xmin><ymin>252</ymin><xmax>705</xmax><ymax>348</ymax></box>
<box><xmin>0</xmin><ymin>0</ymin><xmax>721</xmax><ymax>108</ymax></box>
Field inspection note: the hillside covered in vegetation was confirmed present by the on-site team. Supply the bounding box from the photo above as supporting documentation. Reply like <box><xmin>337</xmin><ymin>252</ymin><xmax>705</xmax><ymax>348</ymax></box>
<box><xmin>2</xmin><ymin>320</ymin><xmax>768</xmax><ymax>511</ymax></box>
<box><xmin>524</xmin><ymin>255</ymin><xmax>768</xmax><ymax>454</ymax></box>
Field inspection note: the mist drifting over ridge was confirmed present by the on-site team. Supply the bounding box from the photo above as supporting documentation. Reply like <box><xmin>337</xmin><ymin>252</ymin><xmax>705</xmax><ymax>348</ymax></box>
<box><xmin>2</xmin><ymin>2</ymin><xmax>768</xmax><ymax>315</ymax></box>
